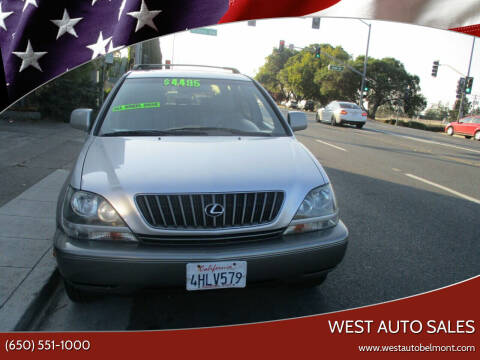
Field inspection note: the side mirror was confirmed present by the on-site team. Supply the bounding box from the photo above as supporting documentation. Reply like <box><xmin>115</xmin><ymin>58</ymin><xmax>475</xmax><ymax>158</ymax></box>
<box><xmin>287</xmin><ymin>111</ymin><xmax>308</xmax><ymax>132</ymax></box>
<box><xmin>70</xmin><ymin>108</ymin><xmax>93</xmax><ymax>132</ymax></box>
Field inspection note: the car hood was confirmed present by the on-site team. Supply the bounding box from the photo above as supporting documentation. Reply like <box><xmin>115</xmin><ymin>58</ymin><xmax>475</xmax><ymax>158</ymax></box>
<box><xmin>79</xmin><ymin>136</ymin><xmax>328</xmax><ymax>234</ymax></box>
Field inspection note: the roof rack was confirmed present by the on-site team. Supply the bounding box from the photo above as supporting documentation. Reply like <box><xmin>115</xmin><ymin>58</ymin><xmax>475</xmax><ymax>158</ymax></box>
<box><xmin>132</xmin><ymin>64</ymin><xmax>240</xmax><ymax>74</ymax></box>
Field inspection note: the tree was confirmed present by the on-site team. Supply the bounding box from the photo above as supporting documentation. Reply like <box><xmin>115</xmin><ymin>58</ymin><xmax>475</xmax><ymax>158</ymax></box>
<box><xmin>255</xmin><ymin>47</ymin><xmax>297</xmax><ymax>101</ymax></box>
<box><xmin>255</xmin><ymin>44</ymin><xmax>428</xmax><ymax>118</ymax></box>
<box><xmin>471</xmin><ymin>105</ymin><xmax>480</xmax><ymax>115</ymax></box>
<box><xmin>277</xmin><ymin>44</ymin><xmax>355</xmax><ymax>104</ymax></box>
<box><xmin>277</xmin><ymin>48</ymin><xmax>320</xmax><ymax>101</ymax></box>
<box><xmin>360</xmin><ymin>57</ymin><xmax>426</xmax><ymax>119</ymax></box>
<box><xmin>424</xmin><ymin>101</ymin><xmax>450</xmax><ymax>120</ymax></box>
<box><xmin>312</xmin><ymin>44</ymin><xmax>356</xmax><ymax>104</ymax></box>
<box><xmin>449</xmin><ymin>98</ymin><xmax>472</xmax><ymax>121</ymax></box>
<box><xmin>31</xmin><ymin>60</ymin><xmax>100</xmax><ymax>121</ymax></box>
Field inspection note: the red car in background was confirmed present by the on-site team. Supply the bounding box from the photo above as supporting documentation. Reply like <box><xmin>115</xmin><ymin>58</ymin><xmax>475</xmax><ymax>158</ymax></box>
<box><xmin>445</xmin><ymin>115</ymin><xmax>480</xmax><ymax>140</ymax></box>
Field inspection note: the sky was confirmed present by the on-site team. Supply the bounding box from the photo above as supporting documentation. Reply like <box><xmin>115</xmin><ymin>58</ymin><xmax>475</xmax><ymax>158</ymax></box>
<box><xmin>154</xmin><ymin>17</ymin><xmax>479</xmax><ymax>109</ymax></box>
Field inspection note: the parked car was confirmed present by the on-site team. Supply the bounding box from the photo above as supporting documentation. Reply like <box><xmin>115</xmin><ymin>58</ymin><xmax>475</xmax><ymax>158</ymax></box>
<box><xmin>286</xmin><ymin>100</ymin><xmax>298</xmax><ymax>109</ymax></box>
<box><xmin>55</xmin><ymin>65</ymin><xmax>348</xmax><ymax>302</ymax></box>
<box><xmin>316</xmin><ymin>101</ymin><xmax>367</xmax><ymax>128</ymax></box>
<box><xmin>445</xmin><ymin>115</ymin><xmax>480</xmax><ymax>140</ymax></box>
<box><xmin>303</xmin><ymin>100</ymin><xmax>315</xmax><ymax>112</ymax></box>
<box><xmin>299</xmin><ymin>100</ymin><xmax>315</xmax><ymax>111</ymax></box>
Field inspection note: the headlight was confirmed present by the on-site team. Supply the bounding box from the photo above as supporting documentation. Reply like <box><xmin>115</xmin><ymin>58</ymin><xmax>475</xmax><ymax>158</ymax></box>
<box><xmin>284</xmin><ymin>184</ymin><xmax>338</xmax><ymax>235</ymax></box>
<box><xmin>61</xmin><ymin>187</ymin><xmax>137</xmax><ymax>242</ymax></box>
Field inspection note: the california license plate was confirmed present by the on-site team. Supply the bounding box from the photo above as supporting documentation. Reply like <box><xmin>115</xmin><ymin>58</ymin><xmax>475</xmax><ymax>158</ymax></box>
<box><xmin>186</xmin><ymin>261</ymin><xmax>247</xmax><ymax>291</ymax></box>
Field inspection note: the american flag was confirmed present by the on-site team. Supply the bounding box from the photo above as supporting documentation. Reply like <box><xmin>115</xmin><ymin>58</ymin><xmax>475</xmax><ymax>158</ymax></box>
<box><xmin>0</xmin><ymin>0</ymin><xmax>341</xmax><ymax>112</ymax></box>
<box><xmin>0</xmin><ymin>0</ymin><xmax>231</xmax><ymax>111</ymax></box>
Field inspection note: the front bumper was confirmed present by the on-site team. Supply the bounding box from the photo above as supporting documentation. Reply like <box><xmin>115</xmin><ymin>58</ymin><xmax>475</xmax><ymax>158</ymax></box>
<box><xmin>54</xmin><ymin>221</ymin><xmax>348</xmax><ymax>291</ymax></box>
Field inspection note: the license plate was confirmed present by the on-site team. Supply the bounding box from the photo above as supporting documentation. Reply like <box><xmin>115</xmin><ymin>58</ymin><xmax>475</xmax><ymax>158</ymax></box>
<box><xmin>186</xmin><ymin>261</ymin><xmax>247</xmax><ymax>291</ymax></box>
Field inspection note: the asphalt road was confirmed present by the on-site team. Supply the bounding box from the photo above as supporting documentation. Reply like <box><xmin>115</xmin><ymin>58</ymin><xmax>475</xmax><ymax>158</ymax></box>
<box><xmin>14</xmin><ymin>114</ymin><xmax>480</xmax><ymax>331</ymax></box>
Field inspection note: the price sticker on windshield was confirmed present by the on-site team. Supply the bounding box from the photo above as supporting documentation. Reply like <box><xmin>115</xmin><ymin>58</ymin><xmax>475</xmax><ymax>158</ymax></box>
<box><xmin>163</xmin><ymin>78</ymin><xmax>201</xmax><ymax>87</ymax></box>
<box><xmin>111</xmin><ymin>102</ymin><xmax>161</xmax><ymax>112</ymax></box>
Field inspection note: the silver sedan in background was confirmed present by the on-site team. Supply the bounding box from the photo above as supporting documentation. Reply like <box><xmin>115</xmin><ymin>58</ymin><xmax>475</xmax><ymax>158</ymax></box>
<box><xmin>316</xmin><ymin>101</ymin><xmax>367</xmax><ymax>129</ymax></box>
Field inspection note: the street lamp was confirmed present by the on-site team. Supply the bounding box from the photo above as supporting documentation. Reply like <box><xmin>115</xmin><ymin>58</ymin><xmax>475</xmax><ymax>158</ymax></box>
<box><xmin>358</xmin><ymin>19</ymin><xmax>371</xmax><ymax>111</ymax></box>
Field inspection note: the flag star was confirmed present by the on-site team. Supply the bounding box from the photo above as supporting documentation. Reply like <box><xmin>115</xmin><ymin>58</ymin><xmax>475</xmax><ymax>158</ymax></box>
<box><xmin>51</xmin><ymin>9</ymin><xmax>82</xmax><ymax>39</ymax></box>
<box><xmin>22</xmin><ymin>0</ymin><xmax>38</xmax><ymax>12</ymax></box>
<box><xmin>12</xmin><ymin>40</ymin><xmax>47</xmax><ymax>72</ymax></box>
<box><xmin>0</xmin><ymin>3</ymin><xmax>13</xmax><ymax>31</ymax></box>
<box><xmin>118</xmin><ymin>0</ymin><xmax>126</xmax><ymax>20</ymax></box>
<box><xmin>91</xmin><ymin>0</ymin><xmax>111</xmax><ymax>6</ymax></box>
<box><xmin>86</xmin><ymin>31</ymin><xmax>111</xmax><ymax>59</ymax></box>
<box><xmin>127</xmin><ymin>0</ymin><xmax>162</xmax><ymax>32</ymax></box>
<box><xmin>108</xmin><ymin>40</ymin><xmax>124</xmax><ymax>53</ymax></box>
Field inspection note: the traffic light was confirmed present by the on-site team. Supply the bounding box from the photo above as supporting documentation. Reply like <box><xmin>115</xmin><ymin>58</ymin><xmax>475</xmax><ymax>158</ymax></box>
<box><xmin>466</xmin><ymin>77</ymin><xmax>474</xmax><ymax>94</ymax></box>
<box><xmin>279</xmin><ymin>40</ymin><xmax>285</xmax><ymax>51</ymax></box>
<box><xmin>315</xmin><ymin>47</ymin><xmax>321</xmax><ymax>59</ymax></box>
<box><xmin>363</xmin><ymin>83</ymin><xmax>369</xmax><ymax>92</ymax></box>
<box><xmin>312</xmin><ymin>17</ymin><xmax>320</xmax><ymax>29</ymax></box>
<box><xmin>456</xmin><ymin>77</ymin><xmax>465</xmax><ymax>99</ymax></box>
<box><xmin>431</xmin><ymin>60</ymin><xmax>439</xmax><ymax>77</ymax></box>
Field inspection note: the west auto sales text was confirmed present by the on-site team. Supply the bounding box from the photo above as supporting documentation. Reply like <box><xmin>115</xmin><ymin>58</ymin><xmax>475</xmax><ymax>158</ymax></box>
<box><xmin>328</xmin><ymin>320</ymin><xmax>475</xmax><ymax>334</ymax></box>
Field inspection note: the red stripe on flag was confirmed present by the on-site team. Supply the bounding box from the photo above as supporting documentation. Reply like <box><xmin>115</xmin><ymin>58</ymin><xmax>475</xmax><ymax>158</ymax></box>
<box><xmin>219</xmin><ymin>0</ymin><xmax>341</xmax><ymax>23</ymax></box>
<box><xmin>451</xmin><ymin>24</ymin><xmax>480</xmax><ymax>37</ymax></box>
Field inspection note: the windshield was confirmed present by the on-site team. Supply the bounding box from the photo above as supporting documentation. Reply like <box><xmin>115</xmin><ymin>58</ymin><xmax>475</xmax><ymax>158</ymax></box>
<box><xmin>98</xmin><ymin>77</ymin><xmax>289</xmax><ymax>137</ymax></box>
<box><xmin>339</xmin><ymin>103</ymin><xmax>361</xmax><ymax>110</ymax></box>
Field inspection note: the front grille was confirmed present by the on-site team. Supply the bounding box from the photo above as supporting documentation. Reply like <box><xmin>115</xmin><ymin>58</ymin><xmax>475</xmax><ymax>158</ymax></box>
<box><xmin>137</xmin><ymin>228</ymin><xmax>285</xmax><ymax>245</ymax></box>
<box><xmin>135</xmin><ymin>192</ymin><xmax>285</xmax><ymax>229</ymax></box>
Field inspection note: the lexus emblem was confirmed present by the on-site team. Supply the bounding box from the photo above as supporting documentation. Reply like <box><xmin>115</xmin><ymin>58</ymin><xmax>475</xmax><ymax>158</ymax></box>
<box><xmin>204</xmin><ymin>203</ymin><xmax>225</xmax><ymax>217</ymax></box>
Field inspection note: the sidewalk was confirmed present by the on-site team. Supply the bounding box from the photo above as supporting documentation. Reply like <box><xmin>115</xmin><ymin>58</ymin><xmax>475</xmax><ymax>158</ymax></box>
<box><xmin>0</xmin><ymin>169</ymin><xmax>69</xmax><ymax>331</ymax></box>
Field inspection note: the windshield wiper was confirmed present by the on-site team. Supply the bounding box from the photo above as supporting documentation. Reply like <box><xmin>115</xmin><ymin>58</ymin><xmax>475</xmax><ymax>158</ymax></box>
<box><xmin>101</xmin><ymin>129</ymin><xmax>208</xmax><ymax>137</ymax></box>
<box><xmin>164</xmin><ymin>127</ymin><xmax>274</xmax><ymax>136</ymax></box>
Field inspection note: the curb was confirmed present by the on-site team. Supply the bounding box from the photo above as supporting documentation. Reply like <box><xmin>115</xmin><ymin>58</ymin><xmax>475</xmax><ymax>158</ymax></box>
<box><xmin>14</xmin><ymin>268</ymin><xmax>60</xmax><ymax>331</ymax></box>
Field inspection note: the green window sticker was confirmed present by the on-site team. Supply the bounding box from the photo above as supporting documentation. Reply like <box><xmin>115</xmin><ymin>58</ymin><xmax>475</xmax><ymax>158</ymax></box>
<box><xmin>112</xmin><ymin>102</ymin><xmax>161</xmax><ymax>112</ymax></box>
<box><xmin>163</xmin><ymin>78</ymin><xmax>200</xmax><ymax>87</ymax></box>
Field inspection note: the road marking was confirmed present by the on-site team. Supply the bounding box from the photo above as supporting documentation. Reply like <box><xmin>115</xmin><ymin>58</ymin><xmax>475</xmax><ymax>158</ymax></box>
<box><xmin>405</xmin><ymin>173</ymin><xmax>480</xmax><ymax>205</ymax></box>
<box><xmin>315</xmin><ymin>139</ymin><xmax>347</xmax><ymax>152</ymax></box>
<box><xmin>371</xmin><ymin>129</ymin><xmax>480</xmax><ymax>154</ymax></box>
<box><xmin>392</xmin><ymin>168</ymin><xmax>401</xmax><ymax>172</ymax></box>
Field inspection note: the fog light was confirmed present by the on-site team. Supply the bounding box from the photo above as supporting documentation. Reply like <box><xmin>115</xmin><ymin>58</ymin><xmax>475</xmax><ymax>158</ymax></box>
<box><xmin>88</xmin><ymin>231</ymin><xmax>137</xmax><ymax>242</ymax></box>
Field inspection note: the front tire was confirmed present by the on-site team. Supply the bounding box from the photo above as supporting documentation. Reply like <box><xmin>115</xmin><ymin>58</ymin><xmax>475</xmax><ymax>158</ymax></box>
<box><xmin>446</xmin><ymin>126</ymin><xmax>454</xmax><ymax>136</ymax></box>
<box><xmin>475</xmin><ymin>131</ymin><xmax>480</xmax><ymax>141</ymax></box>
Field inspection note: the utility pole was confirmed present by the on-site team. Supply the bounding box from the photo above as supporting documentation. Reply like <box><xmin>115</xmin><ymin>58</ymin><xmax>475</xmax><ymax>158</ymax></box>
<box><xmin>171</xmin><ymin>34</ymin><xmax>176</xmax><ymax>63</ymax></box>
<box><xmin>359</xmin><ymin>20</ymin><xmax>371</xmax><ymax>110</ymax></box>
<box><xmin>458</xmin><ymin>36</ymin><xmax>476</xmax><ymax>120</ymax></box>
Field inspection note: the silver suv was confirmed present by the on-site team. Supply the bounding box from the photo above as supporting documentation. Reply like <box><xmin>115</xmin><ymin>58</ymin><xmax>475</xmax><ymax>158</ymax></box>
<box><xmin>55</xmin><ymin>65</ymin><xmax>348</xmax><ymax>302</ymax></box>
